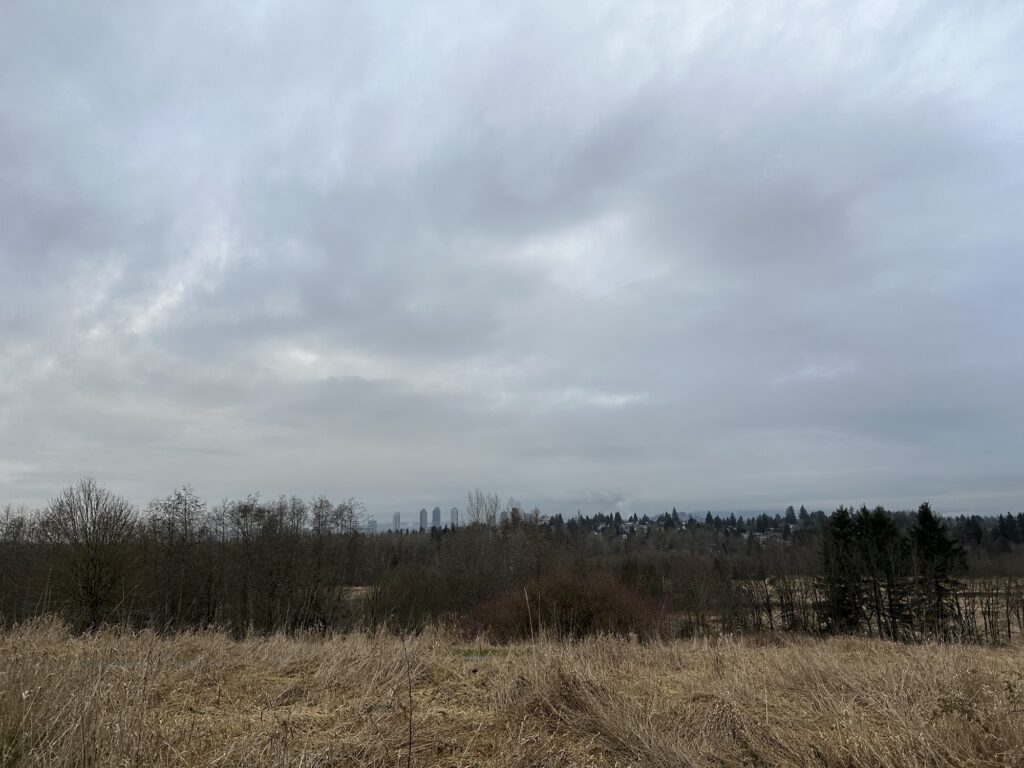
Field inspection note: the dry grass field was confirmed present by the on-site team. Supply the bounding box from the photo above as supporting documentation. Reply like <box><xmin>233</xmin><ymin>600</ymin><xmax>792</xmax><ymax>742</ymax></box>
<box><xmin>2</xmin><ymin>620</ymin><xmax>1023</xmax><ymax>767</ymax></box>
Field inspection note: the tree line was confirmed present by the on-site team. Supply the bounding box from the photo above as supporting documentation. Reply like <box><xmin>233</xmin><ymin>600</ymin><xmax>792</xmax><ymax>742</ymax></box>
<box><xmin>2</xmin><ymin>479</ymin><xmax>1023</xmax><ymax>642</ymax></box>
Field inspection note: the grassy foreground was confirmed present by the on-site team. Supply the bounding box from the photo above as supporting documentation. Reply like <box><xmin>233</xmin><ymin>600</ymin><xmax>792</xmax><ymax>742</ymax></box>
<box><xmin>2</xmin><ymin>621</ymin><xmax>1023</xmax><ymax>767</ymax></box>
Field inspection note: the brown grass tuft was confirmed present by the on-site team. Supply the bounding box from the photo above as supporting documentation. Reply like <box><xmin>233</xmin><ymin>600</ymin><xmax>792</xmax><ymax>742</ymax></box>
<box><xmin>2</xmin><ymin>620</ymin><xmax>1022</xmax><ymax>766</ymax></box>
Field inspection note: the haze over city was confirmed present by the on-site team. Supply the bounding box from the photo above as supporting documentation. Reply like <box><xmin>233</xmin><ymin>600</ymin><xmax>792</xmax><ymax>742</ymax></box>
<box><xmin>2</xmin><ymin>1</ymin><xmax>1023</xmax><ymax>520</ymax></box>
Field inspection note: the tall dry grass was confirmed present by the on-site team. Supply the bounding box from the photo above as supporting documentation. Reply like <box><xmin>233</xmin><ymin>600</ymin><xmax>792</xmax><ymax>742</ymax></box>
<box><xmin>2</xmin><ymin>619</ymin><xmax>1023</xmax><ymax>767</ymax></box>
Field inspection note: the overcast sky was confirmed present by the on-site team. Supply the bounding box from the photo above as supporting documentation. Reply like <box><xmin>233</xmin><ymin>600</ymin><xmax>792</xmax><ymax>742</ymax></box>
<box><xmin>2</xmin><ymin>1</ymin><xmax>1023</xmax><ymax>519</ymax></box>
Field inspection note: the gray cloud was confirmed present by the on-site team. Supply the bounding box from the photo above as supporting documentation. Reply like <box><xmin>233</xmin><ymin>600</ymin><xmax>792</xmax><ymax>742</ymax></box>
<box><xmin>2</xmin><ymin>1</ymin><xmax>1023</xmax><ymax>518</ymax></box>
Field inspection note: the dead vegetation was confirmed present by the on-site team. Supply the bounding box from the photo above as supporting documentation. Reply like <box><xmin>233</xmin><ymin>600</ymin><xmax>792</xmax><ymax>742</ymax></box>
<box><xmin>2</xmin><ymin>620</ymin><xmax>1023</xmax><ymax>767</ymax></box>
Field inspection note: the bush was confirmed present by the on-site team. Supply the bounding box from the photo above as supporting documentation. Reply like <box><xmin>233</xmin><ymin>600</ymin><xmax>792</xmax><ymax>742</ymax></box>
<box><xmin>471</xmin><ymin>567</ymin><xmax>660</xmax><ymax>641</ymax></box>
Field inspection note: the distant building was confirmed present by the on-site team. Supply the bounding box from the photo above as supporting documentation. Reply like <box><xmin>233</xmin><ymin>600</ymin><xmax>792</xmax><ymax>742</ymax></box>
<box><xmin>392</xmin><ymin>511</ymin><xmax>401</xmax><ymax>532</ymax></box>
<box><xmin>432</xmin><ymin>506</ymin><xmax>441</xmax><ymax>528</ymax></box>
<box><xmin>367</xmin><ymin>519</ymin><xmax>378</xmax><ymax>535</ymax></box>
<box><xmin>419</xmin><ymin>507</ymin><xmax>428</xmax><ymax>531</ymax></box>
<box><xmin>450</xmin><ymin>507</ymin><xmax>459</xmax><ymax>528</ymax></box>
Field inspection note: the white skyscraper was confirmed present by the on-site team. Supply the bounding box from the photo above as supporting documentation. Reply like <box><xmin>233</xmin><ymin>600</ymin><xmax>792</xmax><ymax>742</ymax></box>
<box><xmin>432</xmin><ymin>506</ymin><xmax>441</xmax><ymax>528</ymax></box>
<box><xmin>419</xmin><ymin>507</ymin><xmax>428</xmax><ymax>530</ymax></box>
<box><xmin>392</xmin><ymin>511</ymin><xmax>401</xmax><ymax>532</ymax></box>
<box><xmin>367</xmin><ymin>519</ymin><xmax>377</xmax><ymax>535</ymax></box>
<box><xmin>450</xmin><ymin>507</ymin><xmax>459</xmax><ymax>528</ymax></box>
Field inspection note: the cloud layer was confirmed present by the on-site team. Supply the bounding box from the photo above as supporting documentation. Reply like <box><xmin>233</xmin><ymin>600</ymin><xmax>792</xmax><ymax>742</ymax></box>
<box><xmin>2</xmin><ymin>1</ymin><xmax>1023</xmax><ymax>518</ymax></box>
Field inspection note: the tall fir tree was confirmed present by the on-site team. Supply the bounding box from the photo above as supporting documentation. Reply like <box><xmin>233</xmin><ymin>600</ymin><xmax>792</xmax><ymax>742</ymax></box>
<box><xmin>910</xmin><ymin>502</ymin><xmax>966</xmax><ymax>639</ymax></box>
<box><xmin>819</xmin><ymin>506</ymin><xmax>863</xmax><ymax>633</ymax></box>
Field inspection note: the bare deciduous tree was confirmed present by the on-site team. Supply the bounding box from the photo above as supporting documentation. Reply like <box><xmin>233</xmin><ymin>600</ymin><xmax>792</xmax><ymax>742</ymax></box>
<box><xmin>39</xmin><ymin>478</ymin><xmax>137</xmax><ymax>628</ymax></box>
<box><xmin>147</xmin><ymin>486</ymin><xmax>206</xmax><ymax>627</ymax></box>
<box><xmin>466</xmin><ymin>489</ymin><xmax>501</xmax><ymax>526</ymax></box>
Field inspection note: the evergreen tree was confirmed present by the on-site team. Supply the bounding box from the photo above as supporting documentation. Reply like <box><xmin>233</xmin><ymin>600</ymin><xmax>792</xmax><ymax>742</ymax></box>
<box><xmin>995</xmin><ymin>514</ymin><xmax>1020</xmax><ymax>544</ymax></box>
<box><xmin>853</xmin><ymin>506</ymin><xmax>909</xmax><ymax>639</ymax></box>
<box><xmin>819</xmin><ymin>506</ymin><xmax>862</xmax><ymax>633</ymax></box>
<box><xmin>958</xmin><ymin>516</ymin><xmax>984</xmax><ymax>546</ymax></box>
<box><xmin>910</xmin><ymin>502</ymin><xmax>966</xmax><ymax>639</ymax></box>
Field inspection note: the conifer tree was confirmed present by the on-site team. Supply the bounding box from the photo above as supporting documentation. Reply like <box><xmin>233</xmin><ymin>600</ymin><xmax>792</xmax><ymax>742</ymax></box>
<box><xmin>910</xmin><ymin>502</ymin><xmax>965</xmax><ymax>639</ymax></box>
<box><xmin>853</xmin><ymin>506</ymin><xmax>909</xmax><ymax>639</ymax></box>
<box><xmin>819</xmin><ymin>506</ymin><xmax>862</xmax><ymax>633</ymax></box>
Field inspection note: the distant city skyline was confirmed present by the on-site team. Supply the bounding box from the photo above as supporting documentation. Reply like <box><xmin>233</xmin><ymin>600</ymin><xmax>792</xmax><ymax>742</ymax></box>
<box><xmin>364</xmin><ymin>498</ymin><xmax>989</xmax><ymax>528</ymax></box>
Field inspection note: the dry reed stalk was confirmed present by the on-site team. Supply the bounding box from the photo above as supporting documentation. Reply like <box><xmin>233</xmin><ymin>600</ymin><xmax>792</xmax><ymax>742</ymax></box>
<box><xmin>1</xmin><ymin>619</ymin><xmax>1022</xmax><ymax>767</ymax></box>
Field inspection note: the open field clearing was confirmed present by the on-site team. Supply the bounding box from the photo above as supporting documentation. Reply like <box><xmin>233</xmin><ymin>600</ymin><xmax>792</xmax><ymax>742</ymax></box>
<box><xmin>2</xmin><ymin>621</ymin><xmax>1023</xmax><ymax>767</ymax></box>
